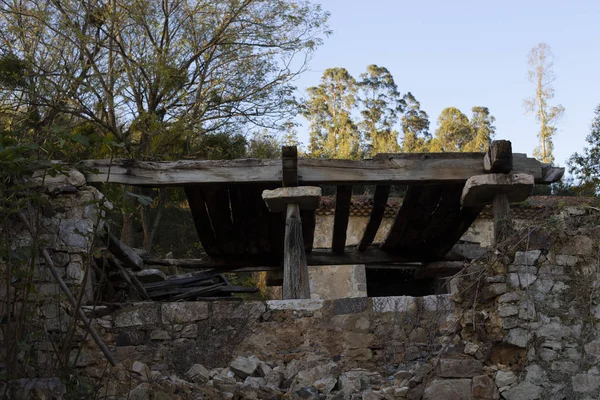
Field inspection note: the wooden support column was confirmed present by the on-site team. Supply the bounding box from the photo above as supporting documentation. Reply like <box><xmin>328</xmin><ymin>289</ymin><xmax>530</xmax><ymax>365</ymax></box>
<box><xmin>262</xmin><ymin>146</ymin><xmax>320</xmax><ymax>299</ymax></box>
<box><xmin>484</xmin><ymin>140</ymin><xmax>513</xmax><ymax>245</ymax></box>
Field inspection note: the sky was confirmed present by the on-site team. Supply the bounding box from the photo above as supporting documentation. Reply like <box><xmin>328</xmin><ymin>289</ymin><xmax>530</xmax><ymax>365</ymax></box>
<box><xmin>292</xmin><ymin>0</ymin><xmax>600</xmax><ymax>167</ymax></box>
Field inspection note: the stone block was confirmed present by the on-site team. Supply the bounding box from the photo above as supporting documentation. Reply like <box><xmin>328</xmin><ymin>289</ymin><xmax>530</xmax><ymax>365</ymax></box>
<box><xmin>483</xmin><ymin>283</ymin><xmax>507</xmax><ymax>299</ymax></box>
<box><xmin>472</xmin><ymin>374</ymin><xmax>498</xmax><ymax>399</ymax></box>
<box><xmin>560</xmin><ymin>235</ymin><xmax>594</xmax><ymax>256</ymax></box>
<box><xmin>330</xmin><ymin>297</ymin><xmax>369</xmax><ymax>315</ymax></box>
<box><xmin>514</xmin><ymin>250</ymin><xmax>541</xmax><ymax>266</ymax></box>
<box><xmin>498</xmin><ymin>304</ymin><xmax>518</xmax><ymax>317</ymax></box>
<box><xmin>423</xmin><ymin>379</ymin><xmax>471</xmax><ymax>400</ymax></box>
<box><xmin>495</xmin><ymin>370</ymin><xmax>517</xmax><ymax>387</ymax></box>
<box><xmin>266</xmin><ymin>299</ymin><xmax>323</xmax><ymax>311</ymax></box>
<box><xmin>498</xmin><ymin>292</ymin><xmax>520</xmax><ymax>303</ymax></box>
<box><xmin>134</xmin><ymin>269</ymin><xmax>166</xmax><ymax>283</ymax></box>
<box><xmin>518</xmin><ymin>299</ymin><xmax>536</xmax><ymax>320</ymax></box>
<box><xmin>572</xmin><ymin>373</ymin><xmax>600</xmax><ymax>393</ymax></box>
<box><xmin>230</xmin><ymin>356</ymin><xmax>260</xmax><ymax>379</ymax></box>
<box><xmin>584</xmin><ymin>340</ymin><xmax>600</xmax><ymax>358</ymax></box>
<box><xmin>186</xmin><ymin>364</ymin><xmax>210</xmax><ymax>384</ymax></box>
<box><xmin>438</xmin><ymin>358</ymin><xmax>483</xmax><ymax>378</ymax></box>
<box><xmin>58</xmin><ymin>219</ymin><xmax>93</xmax><ymax>249</ymax></box>
<box><xmin>114</xmin><ymin>304</ymin><xmax>159</xmax><ymax>328</ymax></box>
<box><xmin>161</xmin><ymin>302</ymin><xmax>208</xmax><ymax>324</ymax></box>
<box><xmin>502</xmin><ymin>381</ymin><xmax>542</xmax><ymax>400</ymax></box>
<box><xmin>372</xmin><ymin>296</ymin><xmax>416</xmax><ymax>313</ymax></box>
<box><xmin>262</xmin><ymin>187</ymin><xmax>322</xmax><ymax>212</ymax></box>
<box><xmin>506</xmin><ymin>328</ymin><xmax>529</xmax><ymax>348</ymax></box>
<box><xmin>555</xmin><ymin>254</ymin><xmax>579</xmax><ymax>266</ymax></box>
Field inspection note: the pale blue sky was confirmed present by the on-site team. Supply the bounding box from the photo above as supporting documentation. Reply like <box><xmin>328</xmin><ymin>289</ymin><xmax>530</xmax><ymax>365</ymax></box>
<box><xmin>292</xmin><ymin>0</ymin><xmax>600</xmax><ymax>167</ymax></box>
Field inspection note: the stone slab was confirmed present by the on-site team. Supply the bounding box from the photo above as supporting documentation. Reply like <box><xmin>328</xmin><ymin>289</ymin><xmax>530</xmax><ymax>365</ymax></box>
<box><xmin>262</xmin><ymin>187</ymin><xmax>322</xmax><ymax>212</ymax></box>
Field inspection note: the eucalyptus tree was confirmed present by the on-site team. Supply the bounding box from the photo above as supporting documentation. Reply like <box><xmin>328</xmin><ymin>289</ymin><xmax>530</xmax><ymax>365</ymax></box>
<box><xmin>400</xmin><ymin>92</ymin><xmax>431</xmax><ymax>152</ymax></box>
<box><xmin>524</xmin><ymin>43</ymin><xmax>564</xmax><ymax>164</ymax></box>
<box><xmin>568</xmin><ymin>105</ymin><xmax>600</xmax><ymax>195</ymax></box>
<box><xmin>304</xmin><ymin>67</ymin><xmax>361</xmax><ymax>159</ymax></box>
<box><xmin>358</xmin><ymin>64</ymin><xmax>404</xmax><ymax>156</ymax></box>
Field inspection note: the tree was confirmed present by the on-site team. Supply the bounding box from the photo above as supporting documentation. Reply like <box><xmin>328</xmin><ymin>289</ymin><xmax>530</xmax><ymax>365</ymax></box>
<box><xmin>400</xmin><ymin>92</ymin><xmax>431</xmax><ymax>152</ymax></box>
<box><xmin>0</xmin><ymin>0</ymin><xmax>330</xmax><ymax>158</ymax></box>
<box><xmin>358</xmin><ymin>65</ymin><xmax>404</xmax><ymax>156</ymax></box>
<box><xmin>0</xmin><ymin>0</ymin><xmax>329</xmax><ymax>248</ymax></box>
<box><xmin>568</xmin><ymin>105</ymin><xmax>600</xmax><ymax>195</ymax></box>
<box><xmin>524</xmin><ymin>43</ymin><xmax>565</xmax><ymax>164</ymax></box>
<box><xmin>247</xmin><ymin>130</ymin><xmax>281</xmax><ymax>159</ymax></box>
<box><xmin>466</xmin><ymin>106</ymin><xmax>496</xmax><ymax>151</ymax></box>
<box><xmin>430</xmin><ymin>107</ymin><xmax>474</xmax><ymax>152</ymax></box>
<box><xmin>304</xmin><ymin>68</ymin><xmax>361</xmax><ymax>159</ymax></box>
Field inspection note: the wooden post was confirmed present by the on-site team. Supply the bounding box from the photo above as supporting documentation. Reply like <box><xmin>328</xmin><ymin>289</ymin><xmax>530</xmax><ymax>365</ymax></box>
<box><xmin>484</xmin><ymin>140</ymin><xmax>514</xmax><ymax>245</ymax></box>
<box><xmin>493</xmin><ymin>193</ymin><xmax>512</xmax><ymax>245</ymax></box>
<box><xmin>283</xmin><ymin>203</ymin><xmax>311</xmax><ymax>299</ymax></box>
<box><xmin>263</xmin><ymin>146</ymin><xmax>317</xmax><ymax>299</ymax></box>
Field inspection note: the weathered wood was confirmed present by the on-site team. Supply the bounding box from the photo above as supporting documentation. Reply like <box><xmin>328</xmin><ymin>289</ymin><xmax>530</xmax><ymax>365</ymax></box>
<box><xmin>332</xmin><ymin>185</ymin><xmax>352</xmax><ymax>253</ymax></box>
<box><xmin>262</xmin><ymin>186</ymin><xmax>322</xmax><ymax>212</ymax></box>
<box><xmin>541</xmin><ymin>163</ymin><xmax>565</xmax><ymax>183</ymax></box>
<box><xmin>493</xmin><ymin>193</ymin><xmax>512</xmax><ymax>245</ymax></box>
<box><xmin>229</xmin><ymin>185</ymin><xmax>256</xmax><ymax>254</ymax></box>
<box><xmin>461</xmin><ymin>173</ymin><xmax>534</xmax><ymax>207</ymax></box>
<box><xmin>358</xmin><ymin>185</ymin><xmax>391</xmax><ymax>251</ymax></box>
<box><xmin>382</xmin><ymin>185</ymin><xmax>444</xmax><ymax>250</ymax></box>
<box><xmin>202</xmin><ymin>185</ymin><xmax>236</xmax><ymax>255</ymax></box>
<box><xmin>283</xmin><ymin>203</ymin><xmax>310</xmax><ymax>299</ymax></box>
<box><xmin>81</xmin><ymin>152</ymin><xmax>562</xmax><ymax>186</ymax></box>
<box><xmin>106</xmin><ymin>231</ymin><xmax>144</xmax><ymax>270</ymax></box>
<box><xmin>282</xmin><ymin>146</ymin><xmax>298</xmax><ymax>187</ymax></box>
<box><xmin>300</xmin><ymin>209</ymin><xmax>316</xmax><ymax>253</ymax></box>
<box><xmin>184</xmin><ymin>186</ymin><xmax>220</xmax><ymax>256</ymax></box>
<box><xmin>484</xmin><ymin>140</ymin><xmax>513</xmax><ymax>173</ymax></box>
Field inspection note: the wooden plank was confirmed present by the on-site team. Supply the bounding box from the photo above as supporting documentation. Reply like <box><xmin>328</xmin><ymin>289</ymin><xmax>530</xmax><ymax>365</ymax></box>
<box><xmin>484</xmin><ymin>140</ymin><xmax>513</xmax><ymax>173</ymax></box>
<box><xmin>429</xmin><ymin>206</ymin><xmax>484</xmax><ymax>259</ymax></box>
<box><xmin>282</xmin><ymin>146</ymin><xmax>298</xmax><ymax>187</ymax></box>
<box><xmin>184</xmin><ymin>186</ymin><xmax>220</xmax><ymax>256</ymax></box>
<box><xmin>332</xmin><ymin>185</ymin><xmax>352</xmax><ymax>253</ymax></box>
<box><xmin>358</xmin><ymin>185</ymin><xmax>391</xmax><ymax>251</ymax></box>
<box><xmin>381</xmin><ymin>185</ymin><xmax>444</xmax><ymax>250</ymax></box>
<box><xmin>80</xmin><ymin>152</ymin><xmax>560</xmax><ymax>186</ymax></box>
<box><xmin>300</xmin><ymin>209</ymin><xmax>316</xmax><ymax>253</ymax></box>
<box><xmin>202</xmin><ymin>185</ymin><xmax>236</xmax><ymax>255</ymax></box>
<box><xmin>283</xmin><ymin>203</ymin><xmax>310</xmax><ymax>299</ymax></box>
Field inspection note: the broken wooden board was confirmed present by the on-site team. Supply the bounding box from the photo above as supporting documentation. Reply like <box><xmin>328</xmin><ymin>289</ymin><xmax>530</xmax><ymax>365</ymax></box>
<box><xmin>461</xmin><ymin>173</ymin><xmax>534</xmax><ymax>207</ymax></box>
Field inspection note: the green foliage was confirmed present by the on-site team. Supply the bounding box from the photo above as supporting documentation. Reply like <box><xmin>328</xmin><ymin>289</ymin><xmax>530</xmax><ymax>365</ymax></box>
<box><xmin>304</xmin><ymin>67</ymin><xmax>361</xmax><ymax>159</ymax></box>
<box><xmin>247</xmin><ymin>130</ymin><xmax>281</xmax><ymax>159</ymax></box>
<box><xmin>359</xmin><ymin>65</ymin><xmax>404</xmax><ymax>156</ymax></box>
<box><xmin>568</xmin><ymin>104</ymin><xmax>600</xmax><ymax>195</ymax></box>
<box><xmin>400</xmin><ymin>92</ymin><xmax>431</xmax><ymax>152</ymax></box>
<box><xmin>429</xmin><ymin>106</ymin><xmax>495</xmax><ymax>152</ymax></box>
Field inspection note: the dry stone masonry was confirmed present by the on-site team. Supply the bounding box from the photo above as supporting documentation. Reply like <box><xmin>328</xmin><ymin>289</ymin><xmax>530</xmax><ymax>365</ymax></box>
<box><xmin>2</xmin><ymin>170</ymin><xmax>600</xmax><ymax>399</ymax></box>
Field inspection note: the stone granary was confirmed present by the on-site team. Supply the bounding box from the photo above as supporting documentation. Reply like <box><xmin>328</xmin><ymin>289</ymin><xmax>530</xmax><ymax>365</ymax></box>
<box><xmin>82</xmin><ymin>140</ymin><xmax>562</xmax><ymax>300</ymax></box>
<box><xmin>13</xmin><ymin>140</ymin><xmax>600</xmax><ymax>400</ymax></box>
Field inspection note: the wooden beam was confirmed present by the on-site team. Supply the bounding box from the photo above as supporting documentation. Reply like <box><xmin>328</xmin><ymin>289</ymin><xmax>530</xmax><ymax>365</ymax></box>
<box><xmin>332</xmin><ymin>185</ymin><xmax>352</xmax><ymax>253</ymax></box>
<box><xmin>283</xmin><ymin>203</ymin><xmax>310</xmax><ymax>299</ymax></box>
<box><xmin>358</xmin><ymin>185</ymin><xmax>391</xmax><ymax>251</ymax></box>
<box><xmin>484</xmin><ymin>140</ymin><xmax>513</xmax><ymax>173</ymax></box>
<box><xmin>461</xmin><ymin>173</ymin><xmax>534</xmax><ymax>207</ymax></box>
<box><xmin>80</xmin><ymin>152</ymin><xmax>561</xmax><ymax>186</ymax></box>
<box><xmin>282</xmin><ymin>146</ymin><xmax>298</xmax><ymax>187</ymax></box>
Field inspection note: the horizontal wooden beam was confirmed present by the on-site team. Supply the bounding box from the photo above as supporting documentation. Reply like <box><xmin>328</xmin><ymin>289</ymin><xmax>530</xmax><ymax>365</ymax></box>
<box><xmin>461</xmin><ymin>173</ymin><xmax>534</xmax><ymax>207</ymax></box>
<box><xmin>79</xmin><ymin>152</ymin><xmax>561</xmax><ymax>186</ymax></box>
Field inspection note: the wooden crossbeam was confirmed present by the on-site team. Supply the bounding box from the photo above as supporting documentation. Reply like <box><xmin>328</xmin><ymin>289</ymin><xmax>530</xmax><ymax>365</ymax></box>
<box><xmin>332</xmin><ymin>185</ymin><xmax>352</xmax><ymax>253</ymax></box>
<box><xmin>81</xmin><ymin>152</ymin><xmax>563</xmax><ymax>186</ymax></box>
<box><xmin>358</xmin><ymin>185</ymin><xmax>391</xmax><ymax>251</ymax></box>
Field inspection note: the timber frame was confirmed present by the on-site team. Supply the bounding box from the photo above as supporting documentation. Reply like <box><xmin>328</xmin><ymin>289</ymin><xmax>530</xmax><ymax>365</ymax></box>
<box><xmin>80</xmin><ymin>140</ymin><xmax>564</xmax><ymax>299</ymax></box>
